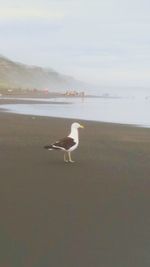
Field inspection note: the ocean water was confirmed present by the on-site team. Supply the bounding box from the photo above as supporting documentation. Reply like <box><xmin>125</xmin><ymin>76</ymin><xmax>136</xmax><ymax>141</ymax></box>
<box><xmin>2</xmin><ymin>96</ymin><xmax>150</xmax><ymax>128</ymax></box>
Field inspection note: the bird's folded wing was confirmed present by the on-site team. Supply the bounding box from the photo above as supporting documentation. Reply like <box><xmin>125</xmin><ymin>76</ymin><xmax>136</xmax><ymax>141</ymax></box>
<box><xmin>53</xmin><ymin>137</ymin><xmax>76</xmax><ymax>150</ymax></box>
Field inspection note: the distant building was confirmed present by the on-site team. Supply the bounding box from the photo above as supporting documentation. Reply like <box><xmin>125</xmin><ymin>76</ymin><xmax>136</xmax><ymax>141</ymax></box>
<box><xmin>64</xmin><ymin>90</ymin><xmax>85</xmax><ymax>97</ymax></box>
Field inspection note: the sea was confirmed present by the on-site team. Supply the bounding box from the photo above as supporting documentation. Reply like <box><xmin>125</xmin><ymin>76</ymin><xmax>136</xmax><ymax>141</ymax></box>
<box><xmin>1</xmin><ymin>95</ymin><xmax>150</xmax><ymax>128</ymax></box>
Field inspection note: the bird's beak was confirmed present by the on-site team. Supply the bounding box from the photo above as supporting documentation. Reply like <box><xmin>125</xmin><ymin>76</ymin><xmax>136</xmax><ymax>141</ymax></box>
<box><xmin>80</xmin><ymin>124</ymin><xmax>84</xmax><ymax>129</ymax></box>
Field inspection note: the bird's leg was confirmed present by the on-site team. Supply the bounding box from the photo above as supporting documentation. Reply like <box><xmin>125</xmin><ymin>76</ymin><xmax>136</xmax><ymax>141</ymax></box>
<box><xmin>68</xmin><ymin>152</ymin><xmax>75</xmax><ymax>163</ymax></box>
<box><xmin>64</xmin><ymin>152</ymin><xmax>68</xmax><ymax>163</ymax></box>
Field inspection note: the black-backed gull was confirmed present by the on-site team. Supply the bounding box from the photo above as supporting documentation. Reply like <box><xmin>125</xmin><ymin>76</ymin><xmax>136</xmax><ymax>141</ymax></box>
<box><xmin>44</xmin><ymin>122</ymin><xmax>84</xmax><ymax>163</ymax></box>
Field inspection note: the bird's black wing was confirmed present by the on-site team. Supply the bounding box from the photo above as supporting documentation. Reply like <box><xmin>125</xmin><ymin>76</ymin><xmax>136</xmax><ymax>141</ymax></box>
<box><xmin>52</xmin><ymin>137</ymin><xmax>76</xmax><ymax>150</ymax></box>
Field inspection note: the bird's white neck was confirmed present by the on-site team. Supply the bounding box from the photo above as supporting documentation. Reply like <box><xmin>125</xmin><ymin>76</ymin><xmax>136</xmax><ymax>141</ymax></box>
<box><xmin>68</xmin><ymin>128</ymin><xmax>79</xmax><ymax>142</ymax></box>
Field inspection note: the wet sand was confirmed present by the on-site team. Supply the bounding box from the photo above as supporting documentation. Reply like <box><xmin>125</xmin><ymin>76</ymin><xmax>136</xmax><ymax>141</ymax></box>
<box><xmin>0</xmin><ymin>111</ymin><xmax>150</xmax><ymax>267</ymax></box>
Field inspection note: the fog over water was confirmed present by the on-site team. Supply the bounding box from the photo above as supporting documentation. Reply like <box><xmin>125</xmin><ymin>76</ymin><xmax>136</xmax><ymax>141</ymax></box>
<box><xmin>1</xmin><ymin>0</ymin><xmax>150</xmax><ymax>90</ymax></box>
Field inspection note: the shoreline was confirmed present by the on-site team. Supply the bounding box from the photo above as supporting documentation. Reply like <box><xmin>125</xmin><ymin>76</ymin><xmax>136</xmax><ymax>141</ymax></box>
<box><xmin>0</xmin><ymin>97</ymin><xmax>70</xmax><ymax>105</ymax></box>
<box><xmin>0</xmin><ymin>97</ymin><xmax>150</xmax><ymax>129</ymax></box>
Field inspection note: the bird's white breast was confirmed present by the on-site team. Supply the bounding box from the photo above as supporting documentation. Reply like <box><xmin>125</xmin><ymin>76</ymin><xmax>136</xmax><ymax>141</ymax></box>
<box><xmin>68</xmin><ymin>128</ymin><xmax>79</xmax><ymax>151</ymax></box>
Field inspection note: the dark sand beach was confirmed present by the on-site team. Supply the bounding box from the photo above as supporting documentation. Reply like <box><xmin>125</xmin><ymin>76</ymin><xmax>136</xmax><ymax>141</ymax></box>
<box><xmin>0</xmin><ymin>109</ymin><xmax>150</xmax><ymax>266</ymax></box>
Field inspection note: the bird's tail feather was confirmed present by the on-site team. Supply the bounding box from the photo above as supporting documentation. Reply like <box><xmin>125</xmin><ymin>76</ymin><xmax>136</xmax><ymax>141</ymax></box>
<box><xmin>44</xmin><ymin>145</ymin><xmax>61</xmax><ymax>150</ymax></box>
<box><xmin>44</xmin><ymin>145</ymin><xmax>53</xmax><ymax>150</ymax></box>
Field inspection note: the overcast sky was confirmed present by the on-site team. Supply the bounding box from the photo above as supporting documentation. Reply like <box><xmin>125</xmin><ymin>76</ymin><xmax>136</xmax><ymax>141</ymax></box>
<box><xmin>0</xmin><ymin>0</ymin><xmax>150</xmax><ymax>89</ymax></box>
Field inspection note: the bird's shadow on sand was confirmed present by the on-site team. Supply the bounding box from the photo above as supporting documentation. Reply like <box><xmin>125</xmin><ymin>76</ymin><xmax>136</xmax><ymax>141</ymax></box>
<box><xmin>43</xmin><ymin>156</ymin><xmax>82</xmax><ymax>168</ymax></box>
<box><xmin>46</xmin><ymin>160</ymin><xmax>80</xmax><ymax>166</ymax></box>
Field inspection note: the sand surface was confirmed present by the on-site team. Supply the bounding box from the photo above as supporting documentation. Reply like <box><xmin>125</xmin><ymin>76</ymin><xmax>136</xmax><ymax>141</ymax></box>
<box><xmin>0</xmin><ymin>111</ymin><xmax>150</xmax><ymax>267</ymax></box>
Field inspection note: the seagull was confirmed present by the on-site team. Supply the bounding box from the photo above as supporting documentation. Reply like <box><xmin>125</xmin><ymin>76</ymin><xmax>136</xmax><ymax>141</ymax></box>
<box><xmin>44</xmin><ymin>122</ymin><xmax>84</xmax><ymax>163</ymax></box>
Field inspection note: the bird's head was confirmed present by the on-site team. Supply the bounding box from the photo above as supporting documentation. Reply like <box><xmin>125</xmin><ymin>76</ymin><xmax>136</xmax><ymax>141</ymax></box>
<box><xmin>71</xmin><ymin>122</ymin><xmax>84</xmax><ymax>129</ymax></box>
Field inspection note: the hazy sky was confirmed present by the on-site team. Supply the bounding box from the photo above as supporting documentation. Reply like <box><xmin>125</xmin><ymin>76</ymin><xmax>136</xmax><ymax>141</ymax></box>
<box><xmin>0</xmin><ymin>0</ymin><xmax>150</xmax><ymax>89</ymax></box>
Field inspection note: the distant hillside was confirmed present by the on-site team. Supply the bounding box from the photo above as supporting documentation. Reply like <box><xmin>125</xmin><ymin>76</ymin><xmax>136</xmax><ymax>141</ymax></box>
<box><xmin>0</xmin><ymin>55</ymin><xmax>84</xmax><ymax>92</ymax></box>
